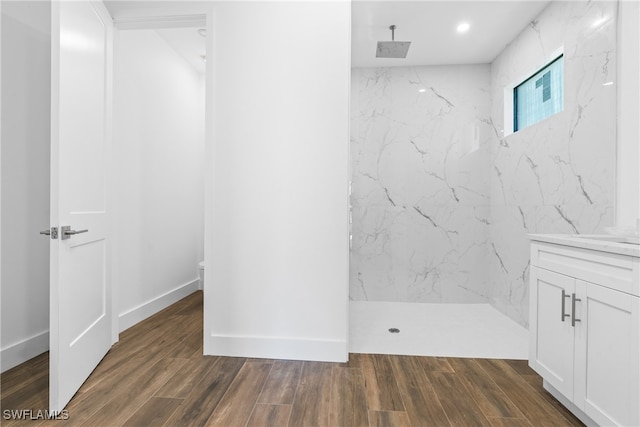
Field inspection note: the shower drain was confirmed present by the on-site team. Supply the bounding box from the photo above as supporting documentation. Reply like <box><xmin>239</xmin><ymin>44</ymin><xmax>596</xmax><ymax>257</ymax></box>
<box><xmin>388</xmin><ymin>328</ymin><xmax>400</xmax><ymax>333</ymax></box>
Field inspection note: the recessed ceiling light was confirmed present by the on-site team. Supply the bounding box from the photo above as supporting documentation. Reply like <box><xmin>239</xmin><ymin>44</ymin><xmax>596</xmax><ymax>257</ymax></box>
<box><xmin>418</xmin><ymin>88</ymin><xmax>426</xmax><ymax>93</ymax></box>
<box><xmin>457</xmin><ymin>22</ymin><xmax>470</xmax><ymax>33</ymax></box>
<box><xmin>602</xmin><ymin>81</ymin><xmax>614</xmax><ymax>86</ymax></box>
<box><xmin>197</xmin><ymin>28</ymin><xmax>207</xmax><ymax>37</ymax></box>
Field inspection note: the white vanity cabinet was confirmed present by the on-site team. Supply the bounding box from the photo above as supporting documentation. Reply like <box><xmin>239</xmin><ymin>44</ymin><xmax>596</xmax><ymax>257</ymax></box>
<box><xmin>529</xmin><ymin>238</ymin><xmax>640</xmax><ymax>427</ymax></box>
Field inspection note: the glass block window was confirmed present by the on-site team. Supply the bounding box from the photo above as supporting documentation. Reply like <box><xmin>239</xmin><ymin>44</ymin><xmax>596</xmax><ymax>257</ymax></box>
<box><xmin>514</xmin><ymin>55</ymin><xmax>564</xmax><ymax>132</ymax></box>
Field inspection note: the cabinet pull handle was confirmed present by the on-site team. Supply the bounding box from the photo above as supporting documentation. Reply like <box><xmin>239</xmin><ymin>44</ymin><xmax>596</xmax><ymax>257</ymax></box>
<box><xmin>561</xmin><ymin>290</ymin><xmax>571</xmax><ymax>322</ymax></box>
<box><xmin>571</xmin><ymin>293</ymin><xmax>581</xmax><ymax>327</ymax></box>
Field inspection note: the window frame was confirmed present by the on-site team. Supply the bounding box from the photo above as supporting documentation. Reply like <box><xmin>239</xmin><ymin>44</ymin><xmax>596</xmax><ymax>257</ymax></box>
<box><xmin>503</xmin><ymin>47</ymin><xmax>564</xmax><ymax>137</ymax></box>
<box><xmin>513</xmin><ymin>54</ymin><xmax>564</xmax><ymax>132</ymax></box>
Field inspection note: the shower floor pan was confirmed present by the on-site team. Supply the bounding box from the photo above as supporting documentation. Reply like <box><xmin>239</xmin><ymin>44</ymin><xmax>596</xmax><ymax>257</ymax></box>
<box><xmin>349</xmin><ymin>301</ymin><xmax>528</xmax><ymax>359</ymax></box>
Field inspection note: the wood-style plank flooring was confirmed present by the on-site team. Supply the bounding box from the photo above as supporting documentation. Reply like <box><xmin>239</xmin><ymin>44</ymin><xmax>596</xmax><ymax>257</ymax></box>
<box><xmin>1</xmin><ymin>291</ymin><xmax>584</xmax><ymax>426</ymax></box>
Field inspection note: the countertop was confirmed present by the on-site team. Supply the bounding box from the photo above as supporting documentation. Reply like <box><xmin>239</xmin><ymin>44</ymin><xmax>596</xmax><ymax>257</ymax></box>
<box><xmin>529</xmin><ymin>234</ymin><xmax>640</xmax><ymax>258</ymax></box>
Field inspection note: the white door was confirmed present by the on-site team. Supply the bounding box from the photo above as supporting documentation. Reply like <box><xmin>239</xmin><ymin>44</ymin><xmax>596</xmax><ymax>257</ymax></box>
<box><xmin>49</xmin><ymin>0</ymin><xmax>113</xmax><ymax>412</ymax></box>
<box><xmin>574</xmin><ymin>281</ymin><xmax>640</xmax><ymax>427</ymax></box>
<box><xmin>528</xmin><ymin>266</ymin><xmax>575</xmax><ymax>400</ymax></box>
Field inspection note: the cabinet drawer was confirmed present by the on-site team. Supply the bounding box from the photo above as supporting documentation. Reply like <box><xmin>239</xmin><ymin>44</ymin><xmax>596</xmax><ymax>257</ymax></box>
<box><xmin>531</xmin><ymin>242</ymin><xmax>639</xmax><ymax>296</ymax></box>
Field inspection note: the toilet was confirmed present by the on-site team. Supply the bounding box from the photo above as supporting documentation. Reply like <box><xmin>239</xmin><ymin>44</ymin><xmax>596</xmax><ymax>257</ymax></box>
<box><xmin>198</xmin><ymin>261</ymin><xmax>205</xmax><ymax>289</ymax></box>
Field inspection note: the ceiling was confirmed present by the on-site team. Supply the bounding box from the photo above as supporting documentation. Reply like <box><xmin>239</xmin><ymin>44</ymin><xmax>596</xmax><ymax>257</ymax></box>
<box><xmin>353</xmin><ymin>1</ymin><xmax>550</xmax><ymax>67</ymax></box>
<box><xmin>104</xmin><ymin>1</ymin><xmax>210</xmax><ymax>20</ymax></box>
<box><xmin>155</xmin><ymin>27</ymin><xmax>206</xmax><ymax>74</ymax></box>
<box><xmin>104</xmin><ymin>1</ymin><xmax>550</xmax><ymax>71</ymax></box>
<box><xmin>104</xmin><ymin>1</ymin><xmax>207</xmax><ymax>74</ymax></box>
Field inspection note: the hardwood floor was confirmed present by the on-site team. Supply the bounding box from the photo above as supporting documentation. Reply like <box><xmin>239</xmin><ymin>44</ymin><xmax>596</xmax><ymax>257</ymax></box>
<box><xmin>1</xmin><ymin>291</ymin><xmax>584</xmax><ymax>426</ymax></box>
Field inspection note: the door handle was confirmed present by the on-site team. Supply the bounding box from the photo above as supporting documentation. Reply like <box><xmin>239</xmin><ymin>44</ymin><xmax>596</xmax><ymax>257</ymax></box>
<box><xmin>40</xmin><ymin>227</ymin><xmax>58</xmax><ymax>239</ymax></box>
<box><xmin>61</xmin><ymin>226</ymin><xmax>88</xmax><ymax>240</ymax></box>
<box><xmin>561</xmin><ymin>290</ymin><xmax>571</xmax><ymax>322</ymax></box>
<box><xmin>571</xmin><ymin>293</ymin><xmax>581</xmax><ymax>327</ymax></box>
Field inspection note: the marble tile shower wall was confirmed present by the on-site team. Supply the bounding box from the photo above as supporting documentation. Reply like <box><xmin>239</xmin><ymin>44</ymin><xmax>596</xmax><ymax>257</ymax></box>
<box><xmin>350</xmin><ymin>65</ymin><xmax>494</xmax><ymax>304</ymax></box>
<box><xmin>350</xmin><ymin>1</ymin><xmax>616</xmax><ymax>328</ymax></box>
<box><xmin>488</xmin><ymin>1</ymin><xmax>616</xmax><ymax>327</ymax></box>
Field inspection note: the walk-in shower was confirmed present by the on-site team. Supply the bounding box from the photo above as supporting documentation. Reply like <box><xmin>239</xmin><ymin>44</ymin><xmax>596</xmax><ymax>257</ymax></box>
<box><xmin>349</xmin><ymin>0</ymin><xmax>618</xmax><ymax>359</ymax></box>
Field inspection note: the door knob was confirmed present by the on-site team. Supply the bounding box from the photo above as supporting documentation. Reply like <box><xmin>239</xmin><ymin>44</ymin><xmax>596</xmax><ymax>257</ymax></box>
<box><xmin>40</xmin><ymin>227</ymin><xmax>58</xmax><ymax>239</ymax></box>
<box><xmin>61</xmin><ymin>226</ymin><xmax>88</xmax><ymax>240</ymax></box>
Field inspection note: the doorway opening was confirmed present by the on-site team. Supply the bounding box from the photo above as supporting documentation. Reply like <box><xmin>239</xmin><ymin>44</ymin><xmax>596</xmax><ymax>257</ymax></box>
<box><xmin>112</xmin><ymin>24</ymin><xmax>206</xmax><ymax>334</ymax></box>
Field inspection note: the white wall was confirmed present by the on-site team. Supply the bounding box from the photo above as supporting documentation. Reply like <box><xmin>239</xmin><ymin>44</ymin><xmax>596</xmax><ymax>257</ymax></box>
<box><xmin>350</xmin><ymin>65</ymin><xmax>492</xmax><ymax>304</ymax></box>
<box><xmin>205</xmin><ymin>1</ymin><xmax>350</xmax><ymax>362</ymax></box>
<box><xmin>616</xmin><ymin>1</ymin><xmax>640</xmax><ymax>230</ymax></box>
<box><xmin>113</xmin><ymin>29</ymin><xmax>204</xmax><ymax>331</ymax></box>
<box><xmin>0</xmin><ymin>1</ymin><xmax>51</xmax><ymax>372</ymax></box>
<box><xmin>488</xmin><ymin>1</ymin><xmax>617</xmax><ymax>326</ymax></box>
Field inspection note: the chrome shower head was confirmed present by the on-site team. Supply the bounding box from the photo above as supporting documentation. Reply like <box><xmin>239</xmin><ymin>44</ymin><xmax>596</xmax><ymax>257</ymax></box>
<box><xmin>376</xmin><ymin>25</ymin><xmax>411</xmax><ymax>59</ymax></box>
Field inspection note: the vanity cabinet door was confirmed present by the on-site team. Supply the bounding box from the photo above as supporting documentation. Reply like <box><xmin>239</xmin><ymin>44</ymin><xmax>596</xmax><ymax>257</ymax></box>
<box><xmin>574</xmin><ymin>281</ymin><xmax>640</xmax><ymax>427</ymax></box>
<box><xmin>529</xmin><ymin>266</ymin><xmax>576</xmax><ymax>400</ymax></box>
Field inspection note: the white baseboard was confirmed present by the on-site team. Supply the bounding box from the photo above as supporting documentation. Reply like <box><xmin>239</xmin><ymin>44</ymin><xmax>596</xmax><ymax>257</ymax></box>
<box><xmin>204</xmin><ymin>334</ymin><xmax>348</xmax><ymax>362</ymax></box>
<box><xmin>1</xmin><ymin>331</ymin><xmax>49</xmax><ymax>373</ymax></box>
<box><xmin>1</xmin><ymin>279</ymin><xmax>201</xmax><ymax>372</ymax></box>
<box><xmin>118</xmin><ymin>279</ymin><xmax>200</xmax><ymax>332</ymax></box>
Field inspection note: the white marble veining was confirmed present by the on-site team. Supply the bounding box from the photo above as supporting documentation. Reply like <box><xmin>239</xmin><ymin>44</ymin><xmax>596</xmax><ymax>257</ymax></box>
<box><xmin>350</xmin><ymin>65</ymin><xmax>493</xmax><ymax>304</ymax></box>
<box><xmin>487</xmin><ymin>1</ymin><xmax>617</xmax><ymax>327</ymax></box>
<box><xmin>350</xmin><ymin>1</ymin><xmax>617</xmax><ymax>329</ymax></box>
